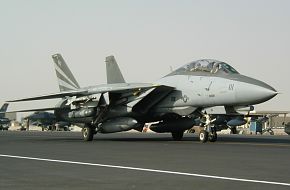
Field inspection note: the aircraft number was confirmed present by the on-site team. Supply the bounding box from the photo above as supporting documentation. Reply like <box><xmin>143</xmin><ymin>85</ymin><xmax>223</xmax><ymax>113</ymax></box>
<box><xmin>182</xmin><ymin>95</ymin><xmax>189</xmax><ymax>103</ymax></box>
<box><xmin>229</xmin><ymin>84</ymin><xmax>234</xmax><ymax>91</ymax></box>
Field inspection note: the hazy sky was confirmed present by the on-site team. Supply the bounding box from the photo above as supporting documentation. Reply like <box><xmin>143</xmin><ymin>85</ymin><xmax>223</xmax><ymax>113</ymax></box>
<box><xmin>0</xmin><ymin>0</ymin><xmax>290</xmax><ymax>118</ymax></box>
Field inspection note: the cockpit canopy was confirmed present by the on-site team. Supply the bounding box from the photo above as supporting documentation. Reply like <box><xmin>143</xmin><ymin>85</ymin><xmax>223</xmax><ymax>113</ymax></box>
<box><xmin>174</xmin><ymin>59</ymin><xmax>239</xmax><ymax>75</ymax></box>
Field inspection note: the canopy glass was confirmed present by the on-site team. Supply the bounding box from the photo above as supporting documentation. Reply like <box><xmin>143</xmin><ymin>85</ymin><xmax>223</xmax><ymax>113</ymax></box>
<box><xmin>175</xmin><ymin>59</ymin><xmax>239</xmax><ymax>74</ymax></box>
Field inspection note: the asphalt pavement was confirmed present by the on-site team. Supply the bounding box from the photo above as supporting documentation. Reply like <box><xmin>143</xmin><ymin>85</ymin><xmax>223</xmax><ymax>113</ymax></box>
<box><xmin>0</xmin><ymin>131</ymin><xmax>290</xmax><ymax>190</ymax></box>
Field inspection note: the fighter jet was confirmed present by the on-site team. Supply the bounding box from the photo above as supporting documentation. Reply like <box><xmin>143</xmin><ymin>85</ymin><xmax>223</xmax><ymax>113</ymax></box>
<box><xmin>0</xmin><ymin>103</ymin><xmax>10</xmax><ymax>130</ymax></box>
<box><xmin>24</xmin><ymin>111</ymin><xmax>70</xmax><ymax>131</ymax></box>
<box><xmin>7</xmin><ymin>54</ymin><xmax>277</xmax><ymax>142</ymax></box>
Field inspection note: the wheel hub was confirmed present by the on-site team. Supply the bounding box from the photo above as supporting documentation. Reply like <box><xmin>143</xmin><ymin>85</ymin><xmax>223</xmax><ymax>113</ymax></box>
<box><xmin>200</xmin><ymin>133</ymin><xmax>204</xmax><ymax>140</ymax></box>
<box><xmin>83</xmin><ymin>128</ymin><xmax>89</xmax><ymax>137</ymax></box>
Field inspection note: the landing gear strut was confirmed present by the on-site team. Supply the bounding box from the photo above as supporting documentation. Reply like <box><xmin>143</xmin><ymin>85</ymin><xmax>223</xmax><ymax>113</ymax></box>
<box><xmin>230</xmin><ymin>127</ymin><xmax>237</xmax><ymax>134</ymax></box>
<box><xmin>82</xmin><ymin>124</ymin><xmax>95</xmax><ymax>141</ymax></box>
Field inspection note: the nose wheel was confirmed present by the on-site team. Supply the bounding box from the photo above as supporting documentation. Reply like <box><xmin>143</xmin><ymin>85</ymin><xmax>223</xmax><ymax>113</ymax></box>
<box><xmin>199</xmin><ymin>129</ymin><xmax>217</xmax><ymax>143</ymax></box>
<box><xmin>199</xmin><ymin>130</ymin><xmax>208</xmax><ymax>143</ymax></box>
<box><xmin>208</xmin><ymin>130</ymin><xmax>217</xmax><ymax>142</ymax></box>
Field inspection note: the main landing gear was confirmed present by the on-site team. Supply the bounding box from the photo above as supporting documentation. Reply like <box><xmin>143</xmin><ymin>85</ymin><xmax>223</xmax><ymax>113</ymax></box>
<box><xmin>82</xmin><ymin>124</ymin><xmax>95</xmax><ymax>141</ymax></box>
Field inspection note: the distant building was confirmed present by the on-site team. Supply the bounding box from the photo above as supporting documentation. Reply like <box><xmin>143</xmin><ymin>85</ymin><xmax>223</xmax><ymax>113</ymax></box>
<box><xmin>241</xmin><ymin>111</ymin><xmax>290</xmax><ymax>129</ymax></box>
<box><xmin>251</xmin><ymin>111</ymin><xmax>290</xmax><ymax>128</ymax></box>
<box><xmin>270</xmin><ymin>116</ymin><xmax>290</xmax><ymax>128</ymax></box>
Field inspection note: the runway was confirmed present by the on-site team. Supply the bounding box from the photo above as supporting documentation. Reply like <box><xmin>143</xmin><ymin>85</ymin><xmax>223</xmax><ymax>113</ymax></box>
<box><xmin>0</xmin><ymin>131</ymin><xmax>290</xmax><ymax>190</ymax></box>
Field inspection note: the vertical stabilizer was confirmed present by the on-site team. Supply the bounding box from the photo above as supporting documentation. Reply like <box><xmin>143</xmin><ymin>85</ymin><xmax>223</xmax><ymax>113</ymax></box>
<box><xmin>105</xmin><ymin>56</ymin><xmax>125</xmax><ymax>84</ymax></box>
<box><xmin>0</xmin><ymin>103</ymin><xmax>9</xmax><ymax>118</ymax></box>
<box><xmin>52</xmin><ymin>54</ymin><xmax>80</xmax><ymax>92</ymax></box>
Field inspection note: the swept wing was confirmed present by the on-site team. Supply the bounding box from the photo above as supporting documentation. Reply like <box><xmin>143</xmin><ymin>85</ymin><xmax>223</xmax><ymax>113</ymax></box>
<box><xmin>7</xmin><ymin>83</ymin><xmax>171</xmax><ymax>103</ymax></box>
<box><xmin>4</xmin><ymin>107</ymin><xmax>62</xmax><ymax>113</ymax></box>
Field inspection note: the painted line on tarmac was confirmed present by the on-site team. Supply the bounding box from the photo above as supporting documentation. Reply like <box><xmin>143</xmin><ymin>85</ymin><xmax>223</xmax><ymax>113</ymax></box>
<box><xmin>0</xmin><ymin>154</ymin><xmax>290</xmax><ymax>187</ymax></box>
<box><xmin>216</xmin><ymin>142</ymin><xmax>290</xmax><ymax>147</ymax></box>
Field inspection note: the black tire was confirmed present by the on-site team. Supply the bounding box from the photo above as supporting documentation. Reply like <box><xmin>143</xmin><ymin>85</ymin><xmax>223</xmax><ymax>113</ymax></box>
<box><xmin>171</xmin><ymin>131</ymin><xmax>184</xmax><ymax>141</ymax></box>
<box><xmin>230</xmin><ymin>127</ymin><xmax>237</xmax><ymax>134</ymax></box>
<box><xmin>208</xmin><ymin>131</ymin><xmax>217</xmax><ymax>142</ymax></box>
<box><xmin>199</xmin><ymin>130</ymin><xmax>208</xmax><ymax>143</ymax></box>
<box><xmin>82</xmin><ymin>125</ymin><xmax>94</xmax><ymax>141</ymax></box>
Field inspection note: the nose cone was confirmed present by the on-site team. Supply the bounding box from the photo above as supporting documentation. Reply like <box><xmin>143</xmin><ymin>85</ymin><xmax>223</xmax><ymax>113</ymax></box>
<box><xmin>235</xmin><ymin>75</ymin><xmax>278</xmax><ymax>105</ymax></box>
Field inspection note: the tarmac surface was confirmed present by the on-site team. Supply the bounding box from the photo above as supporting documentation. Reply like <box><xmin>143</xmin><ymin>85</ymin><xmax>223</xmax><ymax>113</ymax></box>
<box><xmin>0</xmin><ymin>131</ymin><xmax>290</xmax><ymax>190</ymax></box>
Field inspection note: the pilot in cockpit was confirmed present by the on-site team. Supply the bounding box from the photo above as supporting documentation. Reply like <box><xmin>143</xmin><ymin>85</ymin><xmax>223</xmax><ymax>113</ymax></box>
<box><xmin>211</xmin><ymin>62</ymin><xmax>223</xmax><ymax>73</ymax></box>
<box><xmin>193</xmin><ymin>62</ymin><xmax>201</xmax><ymax>71</ymax></box>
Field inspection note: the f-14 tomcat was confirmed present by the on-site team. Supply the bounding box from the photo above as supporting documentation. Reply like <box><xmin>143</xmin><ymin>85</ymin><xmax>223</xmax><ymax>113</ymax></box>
<box><xmin>7</xmin><ymin>54</ymin><xmax>277</xmax><ymax>142</ymax></box>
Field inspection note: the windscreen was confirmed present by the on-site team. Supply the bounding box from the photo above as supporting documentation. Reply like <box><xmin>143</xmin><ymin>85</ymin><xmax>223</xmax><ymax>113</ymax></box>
<box><xmin>175</xmin><ymin>59</ymin><xmax>239</xmax><ymax>74</ymax></box>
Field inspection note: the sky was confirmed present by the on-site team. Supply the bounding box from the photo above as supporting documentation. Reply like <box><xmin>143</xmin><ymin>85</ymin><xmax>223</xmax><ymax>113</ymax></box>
<box><xmin>0</xmin><ymin>0</ymin><xmax>290</xmax><ymax>119</ymax></box>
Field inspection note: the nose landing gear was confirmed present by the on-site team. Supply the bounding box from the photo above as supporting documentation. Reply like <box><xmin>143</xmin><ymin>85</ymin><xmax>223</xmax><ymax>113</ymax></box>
<box><xmin>199</xmin><ymin>127</ymin><xmax>217</xmax><ymax>143</ymax></box>
<box><xmin>198</xmin><ymin>114</ymin><xmax>218</xmax><ymax>143</ymax></box>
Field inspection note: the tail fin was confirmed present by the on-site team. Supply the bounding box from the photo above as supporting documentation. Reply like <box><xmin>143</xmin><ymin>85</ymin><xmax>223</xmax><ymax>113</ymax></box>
<box><xmin>105</xmin><ymin>56</ymin><xmax>125</xmax><ymax>84</ymax></box>
<box><xmin>0</xmin><ymin>103</ymin><xmax>9</xmax><ymax>118</ymax></box>
<box><xmin>52</xmin><ymin>54</ymin><xmax>80</xmax><ymax>92</ymax></box>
